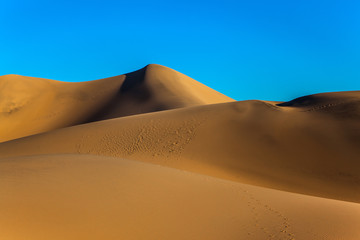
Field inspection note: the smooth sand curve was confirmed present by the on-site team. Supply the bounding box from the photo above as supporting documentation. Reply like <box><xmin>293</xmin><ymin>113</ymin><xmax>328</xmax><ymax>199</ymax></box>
<box><xmin>1</xmin><ymin>92</ymin><xmax>359</xmax><ymax>202</ymax></box>
<box><xmin>0</xmin><ymin>154</ymin><xmax>359</xmax><ymax>240</ymax></box>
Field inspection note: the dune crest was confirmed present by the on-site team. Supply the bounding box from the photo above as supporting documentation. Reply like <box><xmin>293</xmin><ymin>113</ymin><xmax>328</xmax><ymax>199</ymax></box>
<box><xmin>0</xmin><ymin>64</ymin><xmax>233</xmax><ymax>142</ymax></box>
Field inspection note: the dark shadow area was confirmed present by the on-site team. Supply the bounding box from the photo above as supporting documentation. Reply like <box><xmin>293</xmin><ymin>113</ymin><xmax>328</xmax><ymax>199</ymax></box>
<box><xmin>85</xmin><ymin>65</ymin><xmax>154</xmax><ymax>122</ymax></box>
<box><xmin>276</xmin><ymin>95</ymin><xmax>318</xmax><ymax>107</ymax></box>
<box><xmin>119</xmin><ymin>65</ymin><xmax>151</xmax><ymax>101</ymax></box>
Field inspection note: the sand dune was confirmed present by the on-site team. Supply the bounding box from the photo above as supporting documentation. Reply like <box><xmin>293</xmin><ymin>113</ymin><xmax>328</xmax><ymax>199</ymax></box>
<box><xmin>1</xmin><ymin>154</ymin><xmax>359</xmax><ymax>240</ymax></box>
<box><xmin>0</xmin><ymin>91</ymin><xmax>359</xmax><ymax>202</ymax></box>
<box><xmin>1</xmin><ymin>65</ymin><xmax>359</xmax><ymax>239</ymax></box>
<box><xmin>0</xmin><ymin>64</ymin><xmax>233</xmax><ymax>142</ymax></box>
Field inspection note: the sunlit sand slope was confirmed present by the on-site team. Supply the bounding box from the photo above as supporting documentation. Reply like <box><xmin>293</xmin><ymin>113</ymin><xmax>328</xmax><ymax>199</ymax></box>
<box><xmin>1</xmin><ymin>91</ymin><xmax>359</xmax><ymax>202</ymax></box>
<box><xmin>0</xmin><ymin>154</ymin><xmax>359</xmax><ymax>240</ymax></box>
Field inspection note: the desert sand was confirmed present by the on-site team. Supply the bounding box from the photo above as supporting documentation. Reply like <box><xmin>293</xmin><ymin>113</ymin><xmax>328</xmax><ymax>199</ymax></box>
<box><xmin>0</xmin><ymin>64</ymin><xmax>359</xmax><ymax>239</ymax></box>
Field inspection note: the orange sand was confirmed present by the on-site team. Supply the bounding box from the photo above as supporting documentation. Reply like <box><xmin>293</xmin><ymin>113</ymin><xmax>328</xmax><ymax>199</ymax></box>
<box><xmin>0</xmin><ymin>65</ymin><xmax>359</xmax><ymax>239</ymax></box>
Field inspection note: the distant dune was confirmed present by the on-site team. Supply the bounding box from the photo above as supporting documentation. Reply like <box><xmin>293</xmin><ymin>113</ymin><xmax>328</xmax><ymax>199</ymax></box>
<box><xmin>0</xmin><ymin>64</ymin><xmax>359</xmax><ymax>239</ymax></box>
<box><xmin>0</xmin><ymin>64</ymin><xmax>233</xmax><ymax>142</ymax></box>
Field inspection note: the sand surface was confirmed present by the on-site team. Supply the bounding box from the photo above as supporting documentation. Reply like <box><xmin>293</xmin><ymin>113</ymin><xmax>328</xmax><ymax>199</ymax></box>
<box><xmin>0</xmin><ymin>65</ymin><xmax>359</xmax><ymax>239</ymax></box>
<box><xmin>1</xmin><ymin>154</ymin><xmax>360</xmax><ymax>240</ymax></box>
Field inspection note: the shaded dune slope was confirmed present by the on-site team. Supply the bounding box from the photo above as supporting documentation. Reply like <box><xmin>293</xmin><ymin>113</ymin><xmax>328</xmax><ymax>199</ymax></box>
<box><xmin>0</xmin><ymin>64</ymin><xmax>233</xmax><ymax>142</ymax></box>
<box><xmin>277</xmin><ymin>91</ymin><xmax>360</xmax><ymax>118</ymax></box>
<box><xmin>90</xmin><ymin>63</ymin><xmax>234</xmax><ymax>121</ymax></box>
<box><xmin>1</xmin><ymin>91</ymin><xmax>360</xmax><ymax>202</ymax></box>
<box><xmin>1</xmin><ymin>154</ymin><xmax>359</xmax><ymax>240</ymax></box>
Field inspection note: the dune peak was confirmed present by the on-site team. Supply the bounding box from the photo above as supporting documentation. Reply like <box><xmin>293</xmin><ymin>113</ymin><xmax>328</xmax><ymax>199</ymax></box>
<box><xmin>0</xmin><ymin>65</ymin><xmax>233</xmax><ymax>142</ymax></box>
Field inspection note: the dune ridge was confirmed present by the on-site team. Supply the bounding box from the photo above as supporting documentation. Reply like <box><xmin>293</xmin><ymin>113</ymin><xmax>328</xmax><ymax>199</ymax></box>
<box><xmin>0</xmin><ymin>92</ymin><xmax>360</xmax><ymax>202</ymax></box>
<box><xmin>0</xmin><ymin>64</ymin><xmax>233</xmax><ymax>142</ymax></box>
<box><xmin>1</xmin><ymin>64</ymin><xmax>360</xmax><ymax>239</ymax></box>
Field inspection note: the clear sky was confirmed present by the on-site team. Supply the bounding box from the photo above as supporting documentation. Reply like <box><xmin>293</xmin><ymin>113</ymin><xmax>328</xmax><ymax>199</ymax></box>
<box><xmin>1</xmin><ymin>0</ymin><xmax>359</xmax><ymax>101</ymax></box>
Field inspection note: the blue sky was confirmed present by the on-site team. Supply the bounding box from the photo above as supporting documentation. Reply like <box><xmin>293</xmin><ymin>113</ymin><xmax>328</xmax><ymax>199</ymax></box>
<box><xmin>0</xmin><ymin>0</ymin><xmax>359</xmax><ymax>101</ymax></box>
